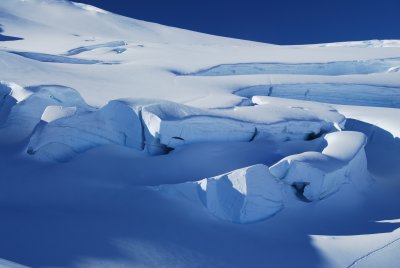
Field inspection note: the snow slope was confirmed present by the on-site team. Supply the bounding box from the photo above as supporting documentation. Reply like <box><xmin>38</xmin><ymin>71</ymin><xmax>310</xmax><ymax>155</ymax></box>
<box><xmin>0</xmin><ymin>0</ymin><xmax>399</xmax><ymax>267</ymax></box>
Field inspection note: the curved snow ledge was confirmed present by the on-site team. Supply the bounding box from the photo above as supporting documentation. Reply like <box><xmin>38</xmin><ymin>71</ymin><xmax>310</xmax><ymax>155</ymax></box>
<box><xmin>7</xmin><ymin>51</ymin><xmax>118</xmax><ymax>65</ymax></box>
<box><xmin>63</xmin><ymin>41</ymin><xmax>127</xmax><ymax>56</ymax></box>
<box><xmin>158</xmin><ymin>164</ymin><xmax>284</xmax><ymax>224</ymax></box>
<box><xmin>176</xmin><ymin>58</ymin><xmax>400</xmax><ymax>76</ymax></box>
<box><xmin>270</xmin><ymin>131</ymin><xmax>369</xmax><ymax>201</ymax></box>
<box><xmin>235</xmin><ymin>83</ymin><xmax>400</xmax><ymax>109</ymax></box>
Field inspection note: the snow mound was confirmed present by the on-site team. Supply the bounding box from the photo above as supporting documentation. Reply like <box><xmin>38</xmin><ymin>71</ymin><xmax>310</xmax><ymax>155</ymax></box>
<box><xmin>159</xmin><ymin>164</ymin><xmax>284</xmax><ymax>224</ymax></box>
<box><xmin>270</xmin><ymin>131</ymin><xmax>368</xmax><ymax>201</ymax></box>
<box><xmin>0</xmin><ymin>84</ymin><xmax>89</xmax><ymax>144</ymax></box>
<box><xmin>27</xmin><ymin>99</ymin><xmax>145</xmax><ymax>162</ymax></box>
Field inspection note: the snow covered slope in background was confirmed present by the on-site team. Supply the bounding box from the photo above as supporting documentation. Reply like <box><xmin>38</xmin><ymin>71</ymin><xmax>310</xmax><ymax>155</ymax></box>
<box><xmin>0</xmin><ymin>1</ymin><xmax>399</xmax><ymax>267</ymax></box>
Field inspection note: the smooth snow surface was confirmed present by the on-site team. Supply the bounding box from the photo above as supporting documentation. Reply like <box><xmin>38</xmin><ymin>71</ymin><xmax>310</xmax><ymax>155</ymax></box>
<box><xmin>0</xmin><ymin>0</ymin><xmax>399</xmax><ymax>267</ymax></box>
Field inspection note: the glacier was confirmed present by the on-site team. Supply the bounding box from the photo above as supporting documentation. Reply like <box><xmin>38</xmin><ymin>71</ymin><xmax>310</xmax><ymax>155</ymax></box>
<box><xmin>0</xmin><ymin>0</ymin><xmax>399</xmax><ymax>267</ymax></box>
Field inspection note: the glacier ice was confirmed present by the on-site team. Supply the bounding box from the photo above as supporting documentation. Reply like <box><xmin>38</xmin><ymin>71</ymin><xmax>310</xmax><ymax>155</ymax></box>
<box><xmin>0</xmin><ymin>0</ymin><xmax>398</xmax><ymax>266</ymax></box>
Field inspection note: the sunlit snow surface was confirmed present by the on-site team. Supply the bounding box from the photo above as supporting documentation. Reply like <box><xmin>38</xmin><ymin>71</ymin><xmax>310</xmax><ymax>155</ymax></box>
<box><xmin>0</xmin><ymin>0</ymin><xmax>400</xmax><ymax>267</ymax></box>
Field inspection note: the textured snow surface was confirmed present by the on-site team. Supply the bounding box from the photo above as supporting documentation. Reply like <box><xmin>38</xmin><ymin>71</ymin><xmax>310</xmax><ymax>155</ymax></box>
<box><xmin>0</xmin><ymin>0</ymin><xmax>399</xmax><ymax>267</ymax></box>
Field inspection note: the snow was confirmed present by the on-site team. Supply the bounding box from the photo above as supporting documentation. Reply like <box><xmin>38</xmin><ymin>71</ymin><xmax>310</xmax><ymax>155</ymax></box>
<box><xmin>24</xmin><ymin>95</ymin><xmax>344</xmax><ymax>160</ymax></box>
<box><xmin>270</xmin><ymin>131</ymin><xmax>368</xmax><ymax>201</ymax></box>
<box><xmin>41</xmin><ymin>105</ymin><xmax>77</xmax><ymax>123</ymax></box>
<box><xmin>71</xmin><ymin>2</ymin><xmax>109</xmax><ymax>14</ymax></box>
<box><xmin>314</xmin><ymin>39</ymin><xmax>400</xmax><ymax>48</ymax></box>
<box><xmin>0</xmin><ymin>0</ymin><xmax>399</xmax><ymax>267</ymax></box>
<box><xmin>158</xmin><ymin>164</ymin><xmax>284</xmax><ymax>223</ymax></box>
<box><xmin>311</xmin><ymin>226</ymin><xmax>400</xmax><ymax>268</ymax></box>
<box><xmin>27</xmin><ymin>100</ymin><xmax>145</xmax><ymax>161</ymax></box>
<box><xmin>236</xmin><ymin>83</ymin><xmax>400</xmax><ymax>108</ymax></box>
<box><xmin>0</xmin><ymin>84</ymin><xmax>89</xmax><ymax>144</ymax></box>
<box><xmin>7</xmin><ymin>51</ymin><xmax>117</xmax><ymax>64</ymax></box>
<box><xmin>0</xmin><ymin>259</ymin><xmax>28</xmax><ymax>268</ymax></box>
<box><xmin>322</xmin><ymin>131</ymin><xmax>367</xmax><ymax>161</ymax></box>
<box><xmin>336</xmin><ymin>104</ymin><xmax>400</xmax><ymax>138</ymax></box>
<box><xmin>0</xmin><ymin>81</ymin><xmax>31</xmax><ymax>102</ymax></box>
<box><xmin>141</xmin><ymin>99</ymin><xmax>344</xmax><ymax>154</ymax></box>
<box><xmin>63</xmin><ymin>40</ymin><xmax>127</xmax><ymax>56</ymax></box>
<box><xmin>180</xmin><ymin>58</ymin><xmax>400</xmax><ymax>76</ymax></box>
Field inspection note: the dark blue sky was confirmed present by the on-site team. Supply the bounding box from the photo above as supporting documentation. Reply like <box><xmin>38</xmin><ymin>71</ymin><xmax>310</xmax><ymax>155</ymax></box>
<box><xmin>78</xmin><ymin>0</ymin><xmax>400</xmax><ymax>45</ymax></box>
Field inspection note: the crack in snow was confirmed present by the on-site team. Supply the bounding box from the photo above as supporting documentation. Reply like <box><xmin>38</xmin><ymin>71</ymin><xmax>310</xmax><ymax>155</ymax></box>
<box><xmin>346</xmin><ymin>236</ymin><xmax>400</xmax><ymax>268</ymax></box>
